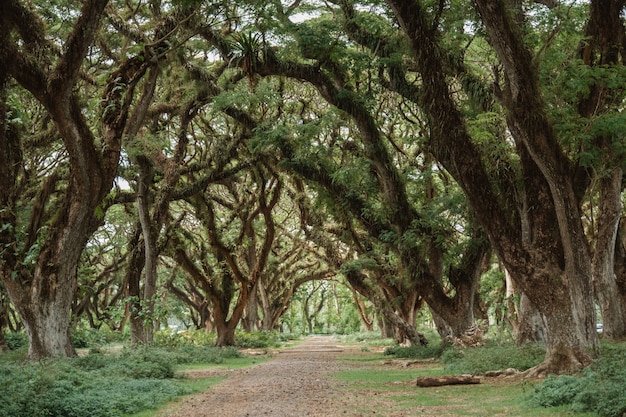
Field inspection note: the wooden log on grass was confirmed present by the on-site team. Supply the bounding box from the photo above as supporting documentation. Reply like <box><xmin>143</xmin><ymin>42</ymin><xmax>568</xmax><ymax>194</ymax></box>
<box><xmin>415</xmin><ymin>375</ymin><xmax>480</xmax><ymax>387</ymax></box>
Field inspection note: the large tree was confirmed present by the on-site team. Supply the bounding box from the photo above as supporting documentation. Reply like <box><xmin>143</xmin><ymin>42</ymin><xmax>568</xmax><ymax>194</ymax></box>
<box><xmin>380</xmin><ymin>0</ymin><xmax>625</xmax><ymax>373</ymax></box>
<box><xmin>0</xmin><ymin>0</ymin><xmax>173</xmax><ymax>358</ymax></box>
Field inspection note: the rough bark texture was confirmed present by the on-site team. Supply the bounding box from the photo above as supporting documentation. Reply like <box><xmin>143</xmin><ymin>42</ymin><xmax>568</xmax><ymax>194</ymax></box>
<box><xmin>592</xmin><ymin>169</ymin><xmax>626</xmax><ymax>338</ymax></box>
<box><xmin>416</xmin><ymin>375</ymin><xmax>481</xmax><ymax>387</ymax></box>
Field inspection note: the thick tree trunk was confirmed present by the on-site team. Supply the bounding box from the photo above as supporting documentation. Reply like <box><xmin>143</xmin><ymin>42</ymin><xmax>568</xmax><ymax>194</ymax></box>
<box><xmin>136</xmin><ymin>158</ymin><xmax>159</xmax><ymax>343</ymax></box>
<box><xmin>383</xmin><ymin>0</ymin><xmax>600</xmax><ymax>373</ymax></box>
<box><xmin>612</xmin><ymin>221</ymin><xmax>626</xmax><ymax>334</ymax></box>
<box><xmin>521</xmin><ymin>265</ymin><xmax>597</xmax><ymax>375</ymax></box>
<box><xmin>243</xmin><ymin>282</ymin><xmax>259</xmax><ymax>332</ymax></box>
<box><xmin>4</xmin><ymin>249</ymin><xmax>80</xmax><ymax>358</ymax></box>
<box><xmin>378</xmin><ymin>313</ymin><xmax>395</xmax><ymax>339</ymax></box>
<box><xmin>516</xmin><ymin>293</ymin><xmax>547</xmax><ymax>345</ymax></box>
<box><xmin>214</xmin><ymin>320</ymin><xmax>237</xmax><ymax>347</ymax></box>
<box><xmin>592</xmin><ymin>168</ymin><xmax>626</xmax><ymax>338</ymax></box>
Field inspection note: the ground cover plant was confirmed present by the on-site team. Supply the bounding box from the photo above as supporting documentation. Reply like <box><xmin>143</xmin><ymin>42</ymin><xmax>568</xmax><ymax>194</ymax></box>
<box><xmin>530</xmin><ymin>340</ymin><xmax>626</xmax><ymax>417</ymax></box>
<box><xmin>0</xmin><ymin>337</ymin><xmax>254</xmax><ymax>417</ymax></box>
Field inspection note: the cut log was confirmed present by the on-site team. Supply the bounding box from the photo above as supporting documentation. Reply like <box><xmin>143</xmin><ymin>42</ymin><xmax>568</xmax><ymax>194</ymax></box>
<box><xmin>415</xmin><ymin>375</ymin><xmax>480</xmax><ymax>387</ymax></box>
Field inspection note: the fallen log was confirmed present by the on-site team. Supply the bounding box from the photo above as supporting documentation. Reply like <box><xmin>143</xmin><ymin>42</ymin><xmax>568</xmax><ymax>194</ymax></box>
<box><xmin>415</xmin><ymin>375</ymin><xmax>480</xmax><ymax>387</ymax></box>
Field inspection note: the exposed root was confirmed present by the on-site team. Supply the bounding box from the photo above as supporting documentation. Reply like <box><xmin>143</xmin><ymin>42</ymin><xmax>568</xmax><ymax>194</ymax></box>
<box><xmin>521</xmin><ymin>345</ymin><xmax>591</xmax><ymax>378</ymax></box>
<box><xmin>445</xmin><ymin>322</ymin><xmax>486</xmax><ymax>348</ymax></box>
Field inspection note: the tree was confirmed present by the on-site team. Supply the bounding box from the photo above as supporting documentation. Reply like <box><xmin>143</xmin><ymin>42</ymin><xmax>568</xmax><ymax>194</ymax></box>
<box><xmin>0</xmin><ymin>0</ymin><xmax>145</xmax><ymax>359</ymax></box>
<box><xmin>380</xmin><ymin>0</ymin><xmax>625</xmax><ymax>373</ymax></box>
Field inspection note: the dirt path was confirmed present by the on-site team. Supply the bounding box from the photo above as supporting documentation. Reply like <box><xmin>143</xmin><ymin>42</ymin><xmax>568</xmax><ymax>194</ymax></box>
<box><xmin>161</xmin><ymin>335</ymin><xmax>354</xmax><ymax>417</ymax></box>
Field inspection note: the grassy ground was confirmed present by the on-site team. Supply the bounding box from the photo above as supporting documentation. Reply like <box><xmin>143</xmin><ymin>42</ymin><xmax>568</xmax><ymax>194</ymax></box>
<box><xmin>333</xmin><ymin>352</ymin><xmax>596</xmax><ymax>417</ymax></box>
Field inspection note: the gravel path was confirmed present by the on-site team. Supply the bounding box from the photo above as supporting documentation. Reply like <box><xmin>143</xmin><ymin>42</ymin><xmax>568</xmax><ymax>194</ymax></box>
<box><xmin>162</xmin><ymin>335</ymin><xmax>352</xmax><ymax>417</ymax></box>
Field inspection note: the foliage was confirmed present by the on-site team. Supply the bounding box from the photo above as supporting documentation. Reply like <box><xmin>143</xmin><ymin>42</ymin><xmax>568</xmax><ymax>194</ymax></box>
<box><xmin>440</xmin><ymin>341</ymin><xmax>545</xmax><ymax>374</ymax></box>
<box><xmin>384</xmin><ymin>341</ymin><xmax>445</xmax><ymax>360</ymax></box>
<box><xmin>71</xmin><ymin>326</ymin><xmax>124</xmax><ymax>349</ymax></box>
<box><xmin>0</xmin><ymin>352</ymin><xmax>190</xmax><ymax>417</ymax></box>
<box><xmin>0</xmin><ymin>341</ymin><xmax>251</xmax><ymax>417</ymax></box>
<box><xmin>3</xmin><ymin>331</ymin><xmax>27</xmax><ymax>350</ymax></box>
<box><xmin>153</xmin><ymin>329</ymin><xmax>217</xmax><ymax>348</ymax></box>
<box><xmin>340</xmin><ymin>331</ymin><xmax>395</xmax><ymax>347</ymax></box>
<box><xmin>530</xmin><ymin>342</ymin><xmax>626</xmax><ymax>417</ymax></box>
<box><xmin>234</xmin><ymin>330</ymin><xmax>281</xmax><ymax>348</ymax></box>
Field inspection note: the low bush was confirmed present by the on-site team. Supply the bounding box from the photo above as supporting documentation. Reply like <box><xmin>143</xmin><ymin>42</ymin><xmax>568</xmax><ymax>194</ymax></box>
<box><xmin>0</xmin><ymin>352</ymin><xmax>190</xmax><ymax>417</ymax></box>
<box><xmin>341</xmin><ymin>331</ymin><xmax>395</xmax><ymax>347</ymax></box>
<box><xmin>234</xmin><ymin>330</ymin><xmax>281</xmax><ymax>349</ymax></box>
<box><xmin>3</xmin><ymin>331</ymin><xmax>27</xmax><ymax>350</ymax></box>
<box><xmin>72</xmin><ymin>327</ymin><xmax>111</xmax><ymax>348</ymax></box>
<box><xmin>153</xmin><ymin>328</ymin><xmax>217</xmax><ymax>348</ymax></box>
<box><xmin>153</xmin><ymin>329</ymin><xmax>282</xmax><ymax>349</ymax></box>
<box><xmin>440</xmin><ymin>341</ymin><xmax>545</xmax><ymax>374</ymax></box>
<box><xmin>530</xmin><ymin>342</ymin><xmax>626</xmax><ymax>417</ymax></box>
<box><xmin>383</xmin><ymin>342</ymin><xmax>445</xmax><ymax>359</ymax></box>
<box><xmin>0</xmin><ymin>331</ymin><xmax>248</xmax><ymax>417</ymax></box>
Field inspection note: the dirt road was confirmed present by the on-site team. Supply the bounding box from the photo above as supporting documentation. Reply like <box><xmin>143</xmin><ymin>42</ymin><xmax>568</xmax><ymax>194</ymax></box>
<box><xmin>162</xmin><ymin>336</ymin><xmax>352</xmax><ymax>417</ymax></box>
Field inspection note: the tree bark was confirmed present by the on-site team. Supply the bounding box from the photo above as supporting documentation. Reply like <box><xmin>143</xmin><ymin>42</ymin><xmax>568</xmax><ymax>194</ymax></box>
<box><xmin>416</xmin><ymin>375</ymin><xmax>480</xmax><ymax>387</ymax></box>
<box><xmin>516</xmin><ymin>293</ymin><xmax>547</xmax><ymax>345</ymax></box>
<box><xmin>592</xmin><ymin>168</ymin><xmax>625</xmax><ymax>338</ymax></box>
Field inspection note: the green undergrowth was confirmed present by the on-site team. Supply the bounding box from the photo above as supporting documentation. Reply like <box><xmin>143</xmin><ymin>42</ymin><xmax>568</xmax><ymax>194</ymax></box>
<box><xmin>440</xmin><ymin>341</ymin><xmax>546</xmax><ymax>373</ymax></box>
<box><xmin>0</xmin><ymin>345</ymin><xmax>248</xmax><ymax>417</ymax></box>
<box><xmin>384</xmin><ymin>338</ymin><xmax>545</xmax><ymax>373</ymax></box>
<box><xmin>530</xmin><ymin>340</ymin><xmax>626</xmax><ymax>417</ymax></box>
<box><xmin>335</xmin><ymin>347</ymin><xmax>595</xmax><ymax>416</ymax></box>
<box><xmin>339</xmin><ymin>331</ymin><xmax>395</xmax><ymax>347</ymax></box>
<box><xmin>152</xmin><ymin>329</ymin><xmax>294</xmax><ymax>349</ymax></box>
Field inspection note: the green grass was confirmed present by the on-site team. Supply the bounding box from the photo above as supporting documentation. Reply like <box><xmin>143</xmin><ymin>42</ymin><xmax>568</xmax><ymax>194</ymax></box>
<box><xmin>333</xmin><ymin>352</ymin><xmax>596</xmax><ymax>416</ymax></box>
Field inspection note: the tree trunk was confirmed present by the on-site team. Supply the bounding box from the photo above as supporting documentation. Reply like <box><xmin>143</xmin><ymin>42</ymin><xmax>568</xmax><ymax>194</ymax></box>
<box><xmin>504</xmin><ymin>270</ymin><xmax>521</xmax><ymax>336</ymax></box>
<box><xmin>214</xmin><ymin>320</ymin><xmax>237</xmax><ymax>347</ymax></box>
<box><xmin>612</xmin><ymin>220</ymin><xmax>626</xmax><ymax>334</ymax></box>
<box><xmin>4</xmin><ymin>250</ymin><xmax>80</xmax><ymax>358</ymax></box>
<box><xmin>383</xmin><ymin>0</ymin><xmax>599</xmax><ymax>373</ymax></box>
<box><xmin>516</xmin><ymin>293</ymin><xmax>547</xmax><ymax>345</ymax></box>
<box><xmin>125</xmin><ymin>226</ymin><xmax>148</xmax><ymax>344</ymax></box>
<box><xmin>416</xmin><ymin>375</ymin><xmax>480</xmax><ymax>387</ymax></box>
<box><xmin>592</xmin><ymin>168</ymin><xmax>626</xmax><ymax>338</ymax></box>
<box><xmin>378</xmin><ymin>313</ymin><xmax>395</xmax><ymax>339</ymax></box>
<box><xmin>353</xmin><ymin>294</ymin><xmax>374</xmax><ymax>332</ymax></box>
<box><xmin>243</xmin><ymin>282</ymin><xmax>259</xmax><ymax>332</ymax></box>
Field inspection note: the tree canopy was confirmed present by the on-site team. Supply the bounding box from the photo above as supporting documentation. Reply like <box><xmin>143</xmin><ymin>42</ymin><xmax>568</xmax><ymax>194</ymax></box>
<box><xmin>1</xmin><ymin>0</ymin><xmax>625</xmax><ymax>375</ymax></box>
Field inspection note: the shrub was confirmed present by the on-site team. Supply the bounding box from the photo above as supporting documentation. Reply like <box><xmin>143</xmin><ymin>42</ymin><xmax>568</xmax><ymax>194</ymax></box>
<box><xmin>530</xmin><ymin>342</ymin><xmax>626</xmax><ymax>417</ymax></box>
<box><xmin>234</xmin><ymin>330</ymin><xmax>280</xmax><ymax>348</ymax></box>
<box><xmin>342</xmin><ymin>331</ymin><xmax>395</xmax><ymax>346</ymax></box>
<box><xmin>384</xmin><ymin>342</ymin><xmax>445</xmax><ymax>359</ymax></box>
<box><xmin>0</xmin><ymin>351</ymin><xmax>190</xmax><ymax>417</ymax></box>
<box><xmin>440</xmin><ymin>341</ymin><xmax>545</xmax><ymax>374</ymax></box>
<box><xmin>72</xmin><ymin>327</ymin><xmax>105</xmax><ymax>348</ymax></box>
<box><xmin>3</xmin><ymin>331</ymin><xmax>27</xmax><ymax>350</ymax></box>
<box><xmin>153</xmin><ymin>328</ymin><xmax>217</xmax><ymax>348</ymax></box>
